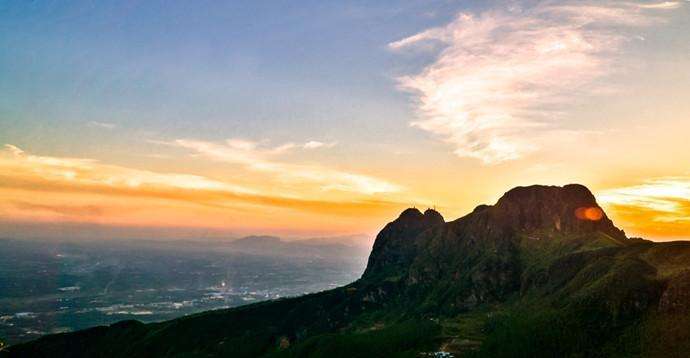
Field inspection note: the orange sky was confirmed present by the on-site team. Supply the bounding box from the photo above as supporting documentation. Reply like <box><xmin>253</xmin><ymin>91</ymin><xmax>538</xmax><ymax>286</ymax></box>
<box><xmin>1</xmin><ymin>142</ymin><xmax>689</xmax><ymax>241</ymax></box>
<box><xmin>1</xmin><ymin>1</ymin><xmax>689</xmax><ymax>241</ymax></box>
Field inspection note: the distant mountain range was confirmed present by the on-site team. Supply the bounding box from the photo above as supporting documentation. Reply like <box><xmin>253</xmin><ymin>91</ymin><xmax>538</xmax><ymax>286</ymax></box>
<box><xmin>0</xmin><ymin>235</ymin><xmax>369</xmax><ymax>346</ymax></box>
<box><xmin>223</xmin><ymin>235</ymin><xmax>372</xmax><ymax>259</ymax></box>
<box><xmin>5</xmin><ymin>184</ymin><xmax>690</xmax><ymax>357</ymax></box>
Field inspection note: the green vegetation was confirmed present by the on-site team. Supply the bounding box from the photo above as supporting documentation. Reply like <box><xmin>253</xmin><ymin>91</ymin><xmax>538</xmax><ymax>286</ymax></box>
<box><xmin>5</xmin><ymin>185</ymin><xmax>690</xmax><ymax>357</ymax></box>
<box><xmin>268</xmin><ymin>320</ymin><xmax>441</xmax><ymax>358</ymax></box>
<box><xmin>469</xmin><ymin>307</ymin><xmax>638</xmax><ymax>358</ymax></box>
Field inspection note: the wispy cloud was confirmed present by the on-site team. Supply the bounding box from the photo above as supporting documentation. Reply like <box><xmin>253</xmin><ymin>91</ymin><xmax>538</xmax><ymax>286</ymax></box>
<box><xmin>0</xmin><ymin>144</ymin><xmax>408</xmax><ymax>224</ymax></box>
<box><xmin>638</xmin><ymin>1</ymin><xmax>683</xmax><ymax>9</ymax></box>
<box><xmin>1</xmin><ymin>144</ymin><xmax>256</xmax><ymax>194</ymax></box>
<box><xmin>12</xmin><ymin>201</ymin><xmax>105</xmax><ymax>217</ymax></box>
<box><xmin>391</xmin><ymin>1</ymin><xmax>681</xmax><ymax>164</ymax></box>
<box><xmin>598</xmin><ymin>176</ymin><xmax>690</xmax><ymax>238</ymax></box>
<box><xmin>160</xmin><ymin>138</ymin><xmax>400</xmax><ymax>195</ymax></box>
<box><xmin>303</xmin><ymin>140</ymin><xmax>337</xmax><ymax>149</ymax></box>
<box><xmin>243</xmin><ymin>139</ymin><xmax>337</xmax><ymax>154</ymax></box>
<box><xmin>599</xmin><ymin>177</ymin><xmax>690</xmax><ymax>215</ymax></box>
<box><xmin>87</xmin><ymin>121</ymin><xmax>116</xmax><ymax>130</ymax></box>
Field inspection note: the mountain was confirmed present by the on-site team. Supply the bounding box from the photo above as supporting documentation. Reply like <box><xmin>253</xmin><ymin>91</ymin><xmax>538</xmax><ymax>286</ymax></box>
<box><xmin>0</xmin><ymin>236</ymin><xmax>368</xmax><ymax>346</ymax></box>
<box><xmin>224</xmin><ymin>235</ymin><xmax>372</xmax><ymax>259</ymax></box>
<box><xmin>4</xmin><ymin>184</ymin><xmax>690</xmax><ymax>357</ymax></box>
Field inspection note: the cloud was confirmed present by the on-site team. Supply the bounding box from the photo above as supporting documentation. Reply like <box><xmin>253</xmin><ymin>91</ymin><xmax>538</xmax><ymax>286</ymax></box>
<box><xmin>303</xmin><ymin>140</ymin><xmax>337</xmax><ymax>149</ymax></box>
<box><xmin>0</xmin><ymin>144</ymin><xmax>407</xmax><ymax>221</ymax></box>
<box><xmin>599</xmin><ymin>177</ymin><xmax>690</xmax><ymax>215</ymax></box>
<box><xmin>87</xmin><ymin>121</ymin><xmax>116</xmax><ymax>129</ymax></box>
<box><xmin>598</xmin><ymin>177</ymin><xmax>690</xmax><ymax>238</ymax></box>
<box><xmin>162</xmin><ymin>138</ymin><xmax>401</xmax><ymax>195</ymax></box>
<box><xmin>638</xmin><ymin>1</ymin><xmax>682</xmax><ymax>9</ymax></box>
<box><xmin>12</xmin><ymin>201</ymin><xmax>105</xmax><ymax>217</ymax></box>
<box><xmin>390</xmin><ymin>1</ymin><xmax>680</xmax><ymax>164</ymax></box>
<box><xmin>1</xmin><ymin>144</ymin><xmax>256</xmax><ymax>194</ymax></box>
<box><xmin>259</xmin><ymin>140</ymin><xmax>337</xmax><ymax>152</ymax></box>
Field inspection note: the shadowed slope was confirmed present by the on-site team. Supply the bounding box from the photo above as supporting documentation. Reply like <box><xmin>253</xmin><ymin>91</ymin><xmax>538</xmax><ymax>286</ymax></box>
<box><xmin>6</xmin><ymin>184</ymin><xmax>690</xmax><ymax>358</ymax></box>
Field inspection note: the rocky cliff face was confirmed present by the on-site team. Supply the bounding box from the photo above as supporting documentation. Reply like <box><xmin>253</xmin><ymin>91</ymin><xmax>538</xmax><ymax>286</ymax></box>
<box><xmin>360</xmin><ymin>184</ymin><xmax>630</xmax><ymax>311</ymax></box>
<box><xmin>8</xmin><ymin>183</ymin><xmax>690</xmax><ymax>358</ymax></box>
<box><xmin>362</xmin><ymin>208</ymin><xmax>444</xmax><ymax>279</ymax></box>
<box><xmin>490</xmin><ymin>184</ymin><xmax>626</xmax><ymax>241</ymax></box>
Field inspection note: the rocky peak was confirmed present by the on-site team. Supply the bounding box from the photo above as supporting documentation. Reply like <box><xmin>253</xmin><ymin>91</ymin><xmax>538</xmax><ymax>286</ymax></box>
<box><xmin>423</xmin><ymin>208</ymin><xmax>444</xmax><ymax>226</ymax></box>
<box><xmin>395</xmin><ymin>207</ymin><xmax>444</xmax><ymax>227</ymax></box>
<box><xmin>362</xmin><ymin>184</ymin><xmax>627</xmax><ymax>284</ymax></box>
<box><xmin>488</xmin><ymin>184</ymin><xmax>626</xmax><ymax>240</ymax></box>
<box><xmin>396</xmin><ymin>207</ymin><xmax>423</xmax><ymax>222</ymax></box>
<box><xmin>362</xmin><ymin>207</ymin><xmax>444</xmax><ymax>278</ymax></box>
<box><xmin>495</xmin><ymin>184</ymin><xmax>596</xmax><ymax>212</ymax></box>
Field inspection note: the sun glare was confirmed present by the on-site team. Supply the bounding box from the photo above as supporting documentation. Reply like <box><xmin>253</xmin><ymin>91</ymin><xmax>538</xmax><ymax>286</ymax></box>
<box><xmin>575</xmin><ymin>207</ymin><xmax>604</xmax><ymax>221</ymax></box>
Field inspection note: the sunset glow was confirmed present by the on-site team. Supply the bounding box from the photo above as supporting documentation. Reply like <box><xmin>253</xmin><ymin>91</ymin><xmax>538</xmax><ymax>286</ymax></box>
<box><xmin>1</xmin><ymin>1</ymin><xmax>689</xmax><ymax>241</ymax></box>
<box><xmin>575</xmin><ymin>207</ymin><xmax>604</xmax><ymax>221</ymax></box>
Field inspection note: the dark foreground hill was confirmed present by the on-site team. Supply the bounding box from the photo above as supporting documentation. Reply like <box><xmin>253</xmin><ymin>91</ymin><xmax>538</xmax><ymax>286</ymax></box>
<box><xmin>4</xmin><ymin>184</ymin><xmax>690</xmax><ymax>357</ymax></box>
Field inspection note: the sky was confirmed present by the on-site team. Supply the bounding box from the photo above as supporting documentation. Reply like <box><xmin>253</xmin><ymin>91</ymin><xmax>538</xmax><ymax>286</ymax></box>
<box><xmin>1</xmin><ymin>0</ymin><xmax>689</xmax><ymax>241</ymax></box>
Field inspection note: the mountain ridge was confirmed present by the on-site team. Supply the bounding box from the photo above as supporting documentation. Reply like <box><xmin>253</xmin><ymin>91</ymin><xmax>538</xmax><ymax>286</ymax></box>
<box><xmin>5</xmin><ymin>184</ymin><xmax>690</xmax><ymax>357</ymax></box>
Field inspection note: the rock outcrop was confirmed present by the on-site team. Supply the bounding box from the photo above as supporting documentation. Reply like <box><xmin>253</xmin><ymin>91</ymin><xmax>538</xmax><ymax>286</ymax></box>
<box><xmin>359</xmin><ymin>184</ymin><xmax>631</xmax><ymax>310</ymax></box>
<box><xmin>9</xmin><ymin>184</ymin><xmax>690</xmax><ymax>358</ymax></box>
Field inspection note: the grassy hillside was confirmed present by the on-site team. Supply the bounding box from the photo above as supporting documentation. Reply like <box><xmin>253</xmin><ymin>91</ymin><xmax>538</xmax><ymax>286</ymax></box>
<box><xmin>5</xmin><ymin>185</ymin><xmax>690</xmax><ymax>357</ymax></box>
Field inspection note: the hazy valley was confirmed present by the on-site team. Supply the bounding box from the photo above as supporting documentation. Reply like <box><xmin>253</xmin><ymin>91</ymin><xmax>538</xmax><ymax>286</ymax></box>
<box><xmin>5</xmin><ymin>184</ymin><xmax>690</xmax><ymax>357</ymax></box>
<box><xmin>0</xmin><ymin>236</ymin><xmax>370</xmax><ymax>346</ymax></box>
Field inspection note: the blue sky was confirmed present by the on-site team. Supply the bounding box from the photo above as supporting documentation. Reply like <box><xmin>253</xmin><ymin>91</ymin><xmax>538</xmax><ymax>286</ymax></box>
<box><xmin>1</xmin><ymin>1</ymin><xmax>690</xmax><ymax>240</ymax></box>
<box><xmin>0</xmin><ymin>1</ymin><xmax>484</xmax><ymax>157</ymax></box>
